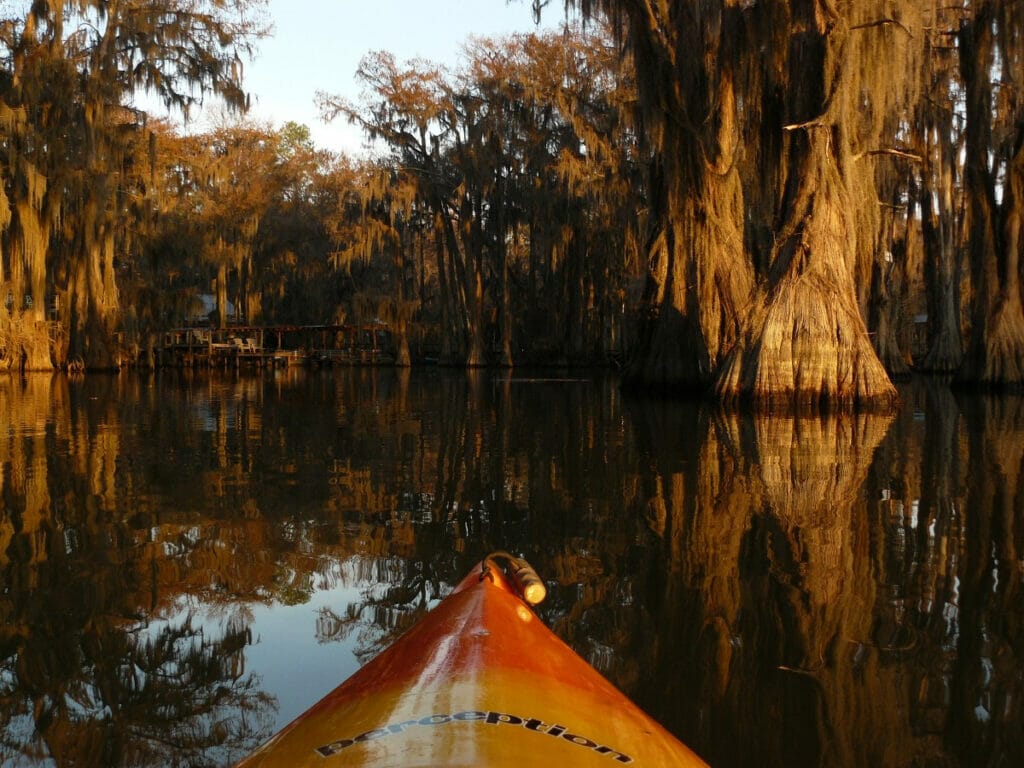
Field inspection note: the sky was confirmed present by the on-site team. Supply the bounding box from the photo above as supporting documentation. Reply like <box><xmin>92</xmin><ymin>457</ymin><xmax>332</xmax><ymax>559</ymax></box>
<box><xmin>227</xmin><ymin>0</ymin><xmax>563</xmax><ymax>155</ymax></box>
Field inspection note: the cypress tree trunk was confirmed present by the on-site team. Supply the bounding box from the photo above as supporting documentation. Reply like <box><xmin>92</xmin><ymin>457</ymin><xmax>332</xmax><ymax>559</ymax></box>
<box><xmin>869</xmin><ymin>175</ymin><xmax>915</xmax><ymax>377</ymax></box>
<box><xmin>433</xmin><ymin>219</ymin><xmax>460</xmax><ymax>365</ymax></box>
<box><xmin>393</xmin><ymin>325</ymin><xmax>412</xmax><ymax>367</ymax></box>
<box><xmin>393</xmin><ymin>232</ymin><xmax>413</xmax><ymax>368</ymax></box>
<box><xmin>623</xmin><ymin>59</ymin><xmax>752</xmax><ymax>391</ymax></box>
<box><xmin>439</xmin><ymin>202</ymin><xmax>486</xmax><ymax>367</ymax></box>
<box><xmin>715</xmin><ymin>1</ymin><xmax>897</xmax><ymax>411</ymax></box>
<box><xmin>957</xmin><ymin>2</ymin><xmax>1024</xmax><ymax>387</ymax></box>
<box><xmin>216</xmin><ymin>261</ymin><xmax>229</xmax><ymax>328</ymax></box>
<box><xmin>1</xmin><ymin>9</ymin><xmax>53</xmax><ymax>371</ymax></box>
<box><xmin>625</xmin><ymin>168</ymin><xmax>750</xmax><ymax>390</ymax></box>
<box><xmin>91</xmin><ymin>227</ymin><xmax>121</xmax><ymax>368</ymax></box>
<box><xmin>71</xmin><ymin>190</ymin><xmax>122</xmax><ymax>370</ymax></box>
<box><xmin>870</xmin><ymin>242</ymin><xmax>911</xmax><ymax>378</ymax></box>
<box><xmin>495</xmin><ymin>197</ymin><xmax>513</xmax><ymax>368</ymax></box>
<box><xmin>715</xmin><ymin>127</ymin><xmax>896</xmax><ymax>410</ymax></box>
<box><xmin>566</xmin><ymin>0</ymin><xmax>917</xmax><ymax>409</ymax></box>
<box><xmin>465</xmin><ymin>263</ymin><xmax>486</xmax><ymax>368</ymax></box>
<box><xmin>69</xmin><ymin>222</ymin><xmax>121</xmax><ymax>370</ymax></box>
<box><xmin>915</xmin><ymin>23</ymin><xmax>965</xmax><ymax>374</ymax></box>
<box><xmin>918</xmin><ymin>153</ymin><xmax>964</xmax><ymax>372</ymax></box>
<box><xmin>463</xmin><ymin>200</ymin><xmax>487</xmax><ymax>368</ymax></box>
<box><xmin>10</xmin><ymin>180</ymin><xmax>54</xmax><ymax>371</ymax></box>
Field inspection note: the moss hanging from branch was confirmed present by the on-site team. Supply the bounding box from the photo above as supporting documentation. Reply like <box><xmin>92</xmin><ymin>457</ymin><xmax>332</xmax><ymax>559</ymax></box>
<box><xmin>557</xmin><ymin>0</ymin><xmax>921</xmax><ymax>409</ymax></box>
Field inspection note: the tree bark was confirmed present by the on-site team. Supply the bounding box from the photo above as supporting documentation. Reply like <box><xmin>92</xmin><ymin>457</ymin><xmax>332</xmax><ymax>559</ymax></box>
<box><xmin>869</xmin><ymin>197</ymin><xmax>912</xmax><ymax>378</ymax></box>
<box><xmin>216</xmin><ymin>261</ymin><xmax>229</xmax><ymax>328</ymax></box>
<box><xmin>624</xmin><ymin>149</ymin><xmax>752</xmax><ymax>391</ymax></box>
<box><xmin>495</xmin><ymin>189</ymin><xmax>513</xmax><ymax>368</ymax></box>
<box><xmin>918</xmin><ymin>152</ymin><xmax>964</xmax><ymax>372</ymax></box>
<box><xmin>69</xmin><ymin>223</ymin><xmax>121</xmax><ymax>370</ymax></box>
<box><xmin>439</xmin><ymin>200</ymin><xmax>486</xmax><ymax>367</ymax></box>
<box><xmin>393</xmin><ymin>325</ymin><xmax>411</xmax><ymax>367</ymax></box>
<box><xmin>9</xmin><ymin>184</ymin><xmax>54</xmax><ymax>371</ymax></box>
<box><xmin>622</xmin><ymin>28</ymin><xmax>753</xmax><ymax>391</ymax></box>
<box><xmin>715</xmin><ymin>3</ymin><xmax>897</xmax><ymax>411</ymax></box>
<box><xmin>433</xmin><ymin>218</ymin><xmax>460</xmax><ymax>365</ymax></box>
<box><xmin>716</xmin><ymin>132</ymin><xmax>897</xmax><ymax>409</ymax></box>
<box><xmin>870</xmin><ymin>248</ymin><xmax>911</xmax><ymax>378</ymax></box>
<box><xmin>957</xmin><ymin>4</ymin><xmax>1024</xmax><ymax>387</ymax></box>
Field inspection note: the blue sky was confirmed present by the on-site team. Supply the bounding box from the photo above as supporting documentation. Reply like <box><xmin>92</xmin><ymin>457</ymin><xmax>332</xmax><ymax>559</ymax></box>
<box><xmin>240</xmin><ymin>0</ymin><xmax>562</xmax><ymax>154</ymax></box>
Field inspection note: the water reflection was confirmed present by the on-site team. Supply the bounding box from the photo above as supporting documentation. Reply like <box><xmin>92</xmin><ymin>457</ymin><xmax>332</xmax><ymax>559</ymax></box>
<box><xmin>0</xmin><ymin>371</ymin><xmax>1021</xmax><ymax>766</ymax></box>
<box><xmin>0</xmin><ymin>377</ymin><xmax>276</xmax><ymax>767</ymax></box>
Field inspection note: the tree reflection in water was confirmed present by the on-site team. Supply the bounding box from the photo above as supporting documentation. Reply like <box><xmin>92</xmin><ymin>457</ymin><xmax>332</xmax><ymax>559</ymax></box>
<box><xmin>0</xmin><ymin>375</ymin><xmax>275</xmax><ymax>767</ymax></box>
<box><xmin>0</xmin><ymin>371</ymin><xmax>1020</xmax><ymax>767</ymax></box>
<box><xmin>315</xmin><ymin>557</ymin><xmax>451</xmax><ymax>664</ymax></box>
<box><xmin>620</xmin><ymin>382</ymin><xmax>1021</xmax><ymax>767</ymax></box>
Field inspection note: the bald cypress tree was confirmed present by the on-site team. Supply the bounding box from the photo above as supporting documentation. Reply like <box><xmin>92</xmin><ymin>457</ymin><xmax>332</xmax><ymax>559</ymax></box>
<box><xmin>63</xmin><ymin>0</ymin><xmax>265</xmax><ymax>368</ymax></box>
<box><xmin>957</xmin><ymin>0</ymin><xmax>1024</xmax><ymax>387</ymax></box>
<box><xmin>563</xmin><ymin>1</ymin><xmax>753</xmax><ymax>391</ymax></box>
<box><xmin>716</xmin><ymin>0</ymin><xmax>919</xmax><ymax>410</ymax></box>
<box><xmin>0</xmin><ymin>1</ymin><xmax>68</xmax><ymax>370</ymax></box>
<box><xmin>915</xmin><ymin>2</ymin><xmax>968</xmax><ymax>374</ymax></box>
<box><xmin>560</xmin><ymin>0</ymin><xmax>921</xmax><ymax>409</ymax></box>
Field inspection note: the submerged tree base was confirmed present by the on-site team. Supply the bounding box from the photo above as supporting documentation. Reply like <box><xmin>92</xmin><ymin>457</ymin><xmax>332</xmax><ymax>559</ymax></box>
<box><xmin>0</xmin><ymin>313</ymin><xmax>55</xmax><ymax>372</ymax></box>
<box><xmin>621</xmin><ymin>304</ymin><xmax>711</xmax><ymax>394</ymax></box>
<box><xmin>957</xmin><ymin>295</ymin><xmax>1024</xmax><ymax>389</ymax></box>
<box><xmin>714</xmin><ymin>274</ymin><xmax>899</xmax><ymax>413</ymax></box>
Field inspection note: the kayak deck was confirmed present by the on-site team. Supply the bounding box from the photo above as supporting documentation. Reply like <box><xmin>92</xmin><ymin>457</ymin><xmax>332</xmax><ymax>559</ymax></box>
<box><xmin>235</xmin><ymin>557</ymin><xmax>708</xmax><ymax>767</ymax></box>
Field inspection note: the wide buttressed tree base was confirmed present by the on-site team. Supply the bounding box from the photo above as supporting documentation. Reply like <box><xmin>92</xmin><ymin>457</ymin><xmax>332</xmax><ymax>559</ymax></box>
<box><xmin>715</xmin><ymin>130</ymin><xmax>898</xmax><ymax>413</ymax></box>
<box><xmin>0</xmin><ymin>312</ymin><xmax>54</xmax><ymax>371</ymax></box>
<box><xmin>964</xmin><ymin>291</ymin><xmax>1024</xmax><ymax>386</ymax></box>
<box><xmin>715</xmin><ymin>274</ymin><xmax>898</xmax><ymax>412</ymax></box>
<box><xmin>710</xmin><ymin>0</ymin><xmax>914</xmax><ymax>413</ymax></box>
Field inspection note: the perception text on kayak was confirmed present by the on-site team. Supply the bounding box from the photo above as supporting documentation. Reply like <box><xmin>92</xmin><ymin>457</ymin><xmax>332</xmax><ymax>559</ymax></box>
<box><xmin>314</xmin><ymin>710</ymin><xmax>634</xmax><ymax>763</ymax></box>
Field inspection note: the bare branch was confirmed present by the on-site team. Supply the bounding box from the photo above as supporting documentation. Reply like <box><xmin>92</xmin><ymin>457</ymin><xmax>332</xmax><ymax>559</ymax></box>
<box><xmin>850</xmin><ymin>18</ymin><xmax>914</xmax><ymax>37</ymax></box>
<box><xmin>868</xmin><ymin>148</ymin><xmax>924</xmax><ymax>163</ymax></box>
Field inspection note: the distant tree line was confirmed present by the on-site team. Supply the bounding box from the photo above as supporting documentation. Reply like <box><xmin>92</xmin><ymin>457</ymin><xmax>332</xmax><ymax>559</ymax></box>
<box><xmin>2</xmin><ymin>1</ymin><xmax>1023</xmax><ymax>410</ymax></box>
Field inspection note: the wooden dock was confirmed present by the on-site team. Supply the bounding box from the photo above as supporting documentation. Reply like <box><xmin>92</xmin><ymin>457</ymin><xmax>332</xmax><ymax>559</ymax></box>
<box><xmin>157</xmin><ymin>324</ymin><xmax>394</xmax><ymax>368</ymax></box>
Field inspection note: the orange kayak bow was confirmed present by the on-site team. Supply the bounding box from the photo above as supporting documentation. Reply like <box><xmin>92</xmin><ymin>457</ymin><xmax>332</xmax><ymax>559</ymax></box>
<box><xmin>235</xmin><ymin>554</ymin><xmax>708</xmax><ymax>767</ymax></box>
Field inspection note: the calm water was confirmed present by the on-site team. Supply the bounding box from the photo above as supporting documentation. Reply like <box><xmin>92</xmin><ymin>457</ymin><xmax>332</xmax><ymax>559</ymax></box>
<box><xmin>0</xmin><ymin>369</ymin><xmax>1021</xmax><ymax>767</ymax></box>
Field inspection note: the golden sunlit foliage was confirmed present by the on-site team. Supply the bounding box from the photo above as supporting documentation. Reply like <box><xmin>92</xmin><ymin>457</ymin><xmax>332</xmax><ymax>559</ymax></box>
<box><xmin>317</xmin><ymin>22</ymin><xmax>642</xmax><ymax>367</ymax></box>
<box><xmin>1</xmin><ymin>1</ymin><xmax>1023</xmax><ymax>407</ymax></box>
<box><xmin>552</xmin><ymin>0</ymin><xmax>1024</xmax><ymax>406</ymax></box>
<box><xmin>0</xmin><ymin>0</ymin><xmax>268</xmax><ymax>370</ymax></box>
